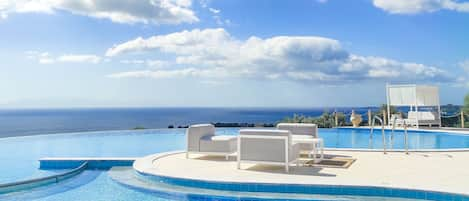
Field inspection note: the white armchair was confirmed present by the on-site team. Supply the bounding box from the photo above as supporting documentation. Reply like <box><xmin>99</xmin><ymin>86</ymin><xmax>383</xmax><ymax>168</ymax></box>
<box><xmin>186</xmin><ymin>124</ymin><xmax>237</xmax><ymax>159</ymax></box>
<box><xmin>237</xmin><ymin>129</ymin><xmax>300</xmax><ymax>172</ymax></box>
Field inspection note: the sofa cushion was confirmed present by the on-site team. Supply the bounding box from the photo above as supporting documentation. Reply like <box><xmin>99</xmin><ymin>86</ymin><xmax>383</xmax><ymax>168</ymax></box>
<box><xmin>277</xmin><ymin>123</ymin><xmax>318</xmax><ymax>137</ymax></box>
<box><xmin>199</xmin><ymin>135</ymin><xmax>237</xmax><ymax>153</ymax></box>
<box><xmin>239</xmin><ymin>129</ymin><xmax>290</xmax><ymax>136</ymax></box>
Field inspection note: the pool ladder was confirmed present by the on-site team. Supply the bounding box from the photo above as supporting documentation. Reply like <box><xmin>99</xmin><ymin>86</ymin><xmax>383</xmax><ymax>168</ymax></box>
<box><xmin>371</xmin><ymin>115</ymin><xmax>409</xmax><ymax>154</ymax></box>
<box><xmin>370</xmin><ymin>115</ymin><xmax>386</xmax><ymax>154</ymax></box>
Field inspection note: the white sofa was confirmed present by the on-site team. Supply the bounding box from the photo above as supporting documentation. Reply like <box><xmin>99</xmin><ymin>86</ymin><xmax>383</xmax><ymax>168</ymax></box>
<box><xmin>277</xmin><ymin>123</ymin><xmax>318</xmax><ymax>148</ymax></box>
<box><xmin>277</xmin><ymin>123</ymin><xmax>323</xmax><ymax>161</ymax></box>
<box><xmin>186</xmin><ymin>124</ymin><xmax>237</xmax><ymax>159</ymax></box>
<box><xmin>237</xmin><ymin>129</ymin><xmax>300</xmax><ymax>172</ymax></box>
<box><xmin>392</xmin><ymin>111</ymin><xmax>441</xmax><ymax>127</ymax></box>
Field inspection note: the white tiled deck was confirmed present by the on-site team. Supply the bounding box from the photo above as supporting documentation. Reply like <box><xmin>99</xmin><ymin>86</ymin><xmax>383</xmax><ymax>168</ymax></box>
<box><xmin>134</xmin><ymin>151</ymin><xmax>469</xmax><ymax>195</ymax></box>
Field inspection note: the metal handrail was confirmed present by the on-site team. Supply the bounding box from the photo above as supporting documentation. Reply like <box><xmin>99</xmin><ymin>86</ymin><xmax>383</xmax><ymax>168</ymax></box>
<box><xmin>0</xmin><ymin>162</ymin><xmax>88</xmax><ymax>194</ymax></box>
<box><xmin>370</xmin><ymin>115</ymin><xmax>386</xmax><ymax>154</ymax></box>
<box><xmin>390</xmin><ymin>116</ymin><xmax>398</xmax><ymax>149</ymax></box>
<box><xmin>388</xmin><ymin>116</ymin><xmax>410</xmax><ymax>154</ymax></box>
<box><xmin>404</xmin><ymin>120</ymin><xmax>409</xmax><ymax>154</ymax></box>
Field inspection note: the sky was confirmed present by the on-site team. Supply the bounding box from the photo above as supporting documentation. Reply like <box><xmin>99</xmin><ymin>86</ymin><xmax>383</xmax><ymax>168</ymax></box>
<box><xmin>0</xmin><ymin>0</ymin><xmax>469</xmax><ymax>108</ymax></box>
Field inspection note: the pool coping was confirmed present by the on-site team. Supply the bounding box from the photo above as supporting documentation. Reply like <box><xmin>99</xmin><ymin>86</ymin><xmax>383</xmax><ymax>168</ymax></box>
<box><xmin>134</xmin><ymin>151</ymin><xmax>469</xmax><ymax>200</ymax></box>
<box><xmin>39</xmin><ymin>157</ymin><xmax>137</xmax><ymax>169</ymax></box>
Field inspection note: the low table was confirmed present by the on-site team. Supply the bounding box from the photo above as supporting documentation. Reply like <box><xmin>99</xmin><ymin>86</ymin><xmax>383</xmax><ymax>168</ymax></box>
<box><xmin>293</xmin><ymin>138</ymin><xmax>324</xmax><ymax>163</ymax></box>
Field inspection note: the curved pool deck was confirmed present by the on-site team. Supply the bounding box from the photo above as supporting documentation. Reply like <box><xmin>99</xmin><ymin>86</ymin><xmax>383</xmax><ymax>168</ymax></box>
<box><xmin>134</xmin><ymin>151</ymin><xmax>469</xmax><ymax>198</ymax></box>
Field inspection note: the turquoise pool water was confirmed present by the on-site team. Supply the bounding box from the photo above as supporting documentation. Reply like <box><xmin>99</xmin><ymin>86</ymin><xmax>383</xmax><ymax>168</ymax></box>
<box><xmin>1</xmin><ymin>128</ymin><xmax>469</xmax><ymax>200</ymax></box>
<box><xmin>1</xmin><ymin>168</ymin><xmax>426</xmax><ymax>201</ymax></box>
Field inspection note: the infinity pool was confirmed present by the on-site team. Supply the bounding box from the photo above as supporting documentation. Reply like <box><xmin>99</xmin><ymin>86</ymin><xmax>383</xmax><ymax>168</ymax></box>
<box><xmin>1</xmin><ymin>128</ymin><xmax>468</xmax><ymax>200</ymax></box>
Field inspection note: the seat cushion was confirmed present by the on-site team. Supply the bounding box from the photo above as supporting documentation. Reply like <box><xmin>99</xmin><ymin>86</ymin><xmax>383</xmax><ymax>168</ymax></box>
<box><xmin>292</xmin><ymin>135</ymin><xmax>314</xmax><ymax>140</ymax></box>
<box><xmin>291</xmin><ymin>135</ymin><xmax>317</xmax><ymax>150</ymax></box>
<box><xmin>277</xmin><ymin>123</ymin><xmax>318</xmax><ymax>137</ymax></box>
<box><xmin>202</xmin><ymin>135</ymin><xmax>236</xmax><ymax>141</ymax></box>
<box><xmin>240</xmin><ymin>129</ymin><xmax>290</xmax><ymax>136</ymax></box>
<box><xmin>199</xmin><ymin>135</ymin><xmax>237</xmax><ymax>153</ymax></box>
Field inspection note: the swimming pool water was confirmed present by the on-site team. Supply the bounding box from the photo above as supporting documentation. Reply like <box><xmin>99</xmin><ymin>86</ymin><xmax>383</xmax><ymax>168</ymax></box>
<box><xmin>1</xmin><ymin>128</ymin><xmax>468</xmax><ymax>200</ymax></box>
<box><xmin>0</xmin><ymin>129</ymin><xmax>187</xmax><ymax>183</ymax></box>
<box><xmin>0</xmin><ymin>168</ymin><xmax>425</xmax><ymax>201</ymax></box>
<box><xmin>324</xmin><ymin>128</ymin><xmax>469</xmax><ymax>150</ymax></box>
<box><xmin>2</xmin><ymin>128</ymin><xmax>469</xmax><ymax>184</ymax></box>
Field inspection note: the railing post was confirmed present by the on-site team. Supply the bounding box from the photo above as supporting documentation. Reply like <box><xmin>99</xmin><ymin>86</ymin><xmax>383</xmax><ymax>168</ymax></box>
<box><xmin>382</xmin><ymin>109</ymin><xmax>387</xmax><ymax>125</ymax></box>
<box><xmin>368</xmin><ymin>109</ymin><xmax>372</xmax><ymax>126</ymax></box>
<box><xmin>461</xmin><ymin>110</ymin><xmax>465</xmax><ymax>128</ymax></box>
<box><xmin>335</xmin><ymin>112</ymin><xmax>338</xmax><ymax>127</ymax></box>
<box><xmin>404</xmin><ymin>122</ymin><xmax>408</xmax><ymax>155</ymax></box>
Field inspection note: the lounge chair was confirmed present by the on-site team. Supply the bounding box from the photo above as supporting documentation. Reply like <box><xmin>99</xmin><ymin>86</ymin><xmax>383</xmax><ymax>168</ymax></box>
<box><xmin>237</xmin><ymin>129</ymin><xmax>300</xmax><ymax>172</ymax></box>
<box><xmin>186</xmin><ymin>124</ymin><xmax>237</xmax><ymax>160</ymax></box>
<box><xmin>277</xmin><ymin>123</ymin><xmax>323</xmax><ymax>161</ymax></box>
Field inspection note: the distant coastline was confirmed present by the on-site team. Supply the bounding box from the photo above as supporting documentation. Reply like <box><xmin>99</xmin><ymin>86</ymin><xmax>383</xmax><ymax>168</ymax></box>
<box><xmin>166</xmin><ymin>122</ymin><xmax>276</xmax><ymax>129</ymax></box>
<box><xmin>0</xmin><ymin>107</ymin><xmax>369</xmax><ymax>137</ymax></box>
<box><xmin>0</xmin><ymin>106</ymin><xmax>460</xmax><ymax>138</ymax></box>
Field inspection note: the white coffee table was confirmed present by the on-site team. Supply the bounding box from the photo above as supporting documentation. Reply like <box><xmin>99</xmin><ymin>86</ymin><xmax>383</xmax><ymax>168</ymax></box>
<box><xmin>293</xmin><ymin>138</ymin><xmax>324</xmax><ymax>163</ymax></box>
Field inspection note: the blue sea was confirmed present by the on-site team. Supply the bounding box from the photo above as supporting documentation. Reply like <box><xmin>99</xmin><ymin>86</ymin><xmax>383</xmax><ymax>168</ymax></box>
<box><xmin>0</xmin><ymin>107</ymin><xmax>377</xmax><ymax>137</ymax></box>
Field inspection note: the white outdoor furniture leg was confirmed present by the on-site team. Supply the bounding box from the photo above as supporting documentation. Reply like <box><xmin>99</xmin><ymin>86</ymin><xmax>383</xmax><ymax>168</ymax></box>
<box><xmin>313</xmin><ymin>142</ymin><xmax>319</xmax><ymax>163</ymax></box>
<box><xmin>320</xmin><ymin>139</ymin><xmax>324</xmax><ymax>160</ymax></box>
<box><xmin>237</xmin><ymin>136</ymin><xmax>241</xmax><ymax>169</ymax></box>
<box><xmin>292</xmin><ymin>137</ymin><xmax>324</xmax><ymax>163</ymax></box>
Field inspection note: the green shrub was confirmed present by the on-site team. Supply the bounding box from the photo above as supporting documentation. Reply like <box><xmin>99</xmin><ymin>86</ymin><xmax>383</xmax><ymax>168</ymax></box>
<box><xmin>279</xmin><ymin>112</ymin><xmax>349</xmax><ymax>128</ymax></box>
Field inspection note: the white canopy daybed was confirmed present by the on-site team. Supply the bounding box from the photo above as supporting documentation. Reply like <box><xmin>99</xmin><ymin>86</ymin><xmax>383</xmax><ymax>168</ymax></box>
<box><xmin>386</xmin><ymin>84</ymin><xmax>441</xmax><ymax>128</ymax></box>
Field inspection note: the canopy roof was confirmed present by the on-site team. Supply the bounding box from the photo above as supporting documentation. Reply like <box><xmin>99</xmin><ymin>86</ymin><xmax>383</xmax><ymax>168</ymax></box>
<box><xmin>386</xmin><ymin>84</ymin><xmax>440</xmax><ymax>107</ymax></box>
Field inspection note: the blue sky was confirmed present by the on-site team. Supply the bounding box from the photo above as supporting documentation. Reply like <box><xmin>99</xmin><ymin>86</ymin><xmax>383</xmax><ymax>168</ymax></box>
<box><xmin>0</xmin><ymin>0</ymin><xmax>469</xmax><ymax>108</ymax></box>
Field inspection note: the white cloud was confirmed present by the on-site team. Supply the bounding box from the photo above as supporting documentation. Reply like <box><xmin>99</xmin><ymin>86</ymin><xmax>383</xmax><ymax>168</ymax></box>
<box><xmin>373</xmin><ymin>0</ymin><xmax>469</xmax><ymax>14</ymax></box>
<box><xmin>120</xmin><ymin>59</ymin><xmax>169</xmax><ymax>68</ymax></box>
<box><xmin>207</xmin><ymin>7</ymin><xmax>231</xmax><ymax>26</ymax></box>
<box><xmin>39</xmin><ymin>57</ymin><xmax>55</xmax><ymax>64</ymax></box>
<box><xmin>199</xmin><ymin>0</ymin><xmax>209</xmax><ymax>8</ymax></box>
<box><xmin>108</xmin><ymin>68</ymin><xmax>200</xmax><ymax>79</ymax></box>
<box><xmin>57</xmin><ymin>54</ymin><xmax>101</xmax><ymax>63</ymax></box>
<box><xmin>454</xmin><ymin>60</ymin><xmax>469</xmax><ymax>87</ymax></box>
<box><xmin>208</xmin><ymin>7</ymin><xmax>220</xmax><ymax>14</ymax></box>
<box><xmin>26</xmin><ymin>51</ymin><xmax>102</xmax><ymax>64</ymax></box>
<box><xmin>212</xmin><ymin>15</ymin><xmax>231</xmax><ymax>26</ymax></box>
<box><xmin>459</xmin><ymin>59</ymin><xmax>469</xmax><ymax>72</ymax></box>
<box><xmin>120</xmin><ymin>59</ymin><xmax>145</xmax><ymax>64</ymax></box>
<box><xmin>106</xmin><ymin>28</ymin><xmax>238</xmax><ymax>57</ymax></box>
<box><xmin>106</xmin><ymin>28</ymin><xmax>452</xmax><ymax>84</ymax></box>
<box><xmin>25</xmin><ymin>51</ymin><xmax>55</xmax><ymax>64</ymax></box>
<box><xmin>0</xmin><ymin>0</ymin><xmax>198</xmax><ymax>24</ymax></box>
<box><xmin>146</xmin><ymin>60</ymin><xmax>170</xmax><ymax>68</ymax></box>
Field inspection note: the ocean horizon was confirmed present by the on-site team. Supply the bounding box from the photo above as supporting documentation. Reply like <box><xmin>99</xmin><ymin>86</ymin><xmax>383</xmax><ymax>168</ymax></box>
<box><xmin>0</xmin><ymin>107</ymin><xmax>379</xmax><ymax>137</ymax></box>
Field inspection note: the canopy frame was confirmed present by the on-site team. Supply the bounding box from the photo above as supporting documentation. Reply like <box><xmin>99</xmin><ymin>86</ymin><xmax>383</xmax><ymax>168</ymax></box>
<box><xmin>385</xmin><ymin>84</ymin><xmax>441</xmax><ymax>128</ymax></box>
